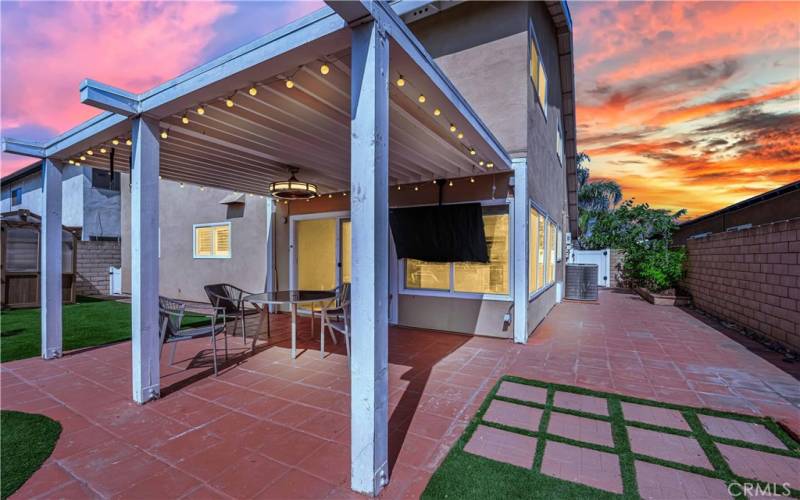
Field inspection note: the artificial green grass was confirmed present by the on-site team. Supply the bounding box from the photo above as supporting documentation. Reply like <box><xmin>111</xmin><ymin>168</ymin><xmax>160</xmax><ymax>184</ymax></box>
<box><xmin>0</xmin><ymin>297</ymin><xmax>211</xmax><ymax>363</ymax></box>
<box><xmin>422</xmin><ymin>376</ymin><xmax>800</xmax><ymax>499</ymax></box>
<box><xmin>0</xmin><ymin>410</ymin><xmax>62</xmax><ymax>499</ymax></box>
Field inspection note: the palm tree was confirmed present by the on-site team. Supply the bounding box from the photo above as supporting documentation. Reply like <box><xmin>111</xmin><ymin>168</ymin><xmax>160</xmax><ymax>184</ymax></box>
<box><xmin>576</xmin><ymin>153</ymin><xmax>622</xmax><ymax>237</ymax></box>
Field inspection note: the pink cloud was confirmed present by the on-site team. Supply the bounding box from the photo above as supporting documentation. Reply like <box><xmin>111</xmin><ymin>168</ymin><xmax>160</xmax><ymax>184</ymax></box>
<box><xmin>1</xmin><ymin>1</ymin><xmax>237</xmax><ymax>138</ymax></box>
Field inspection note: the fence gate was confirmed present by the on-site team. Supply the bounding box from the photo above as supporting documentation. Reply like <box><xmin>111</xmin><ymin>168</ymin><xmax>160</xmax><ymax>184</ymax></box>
<box><xmin>571</xmin><ymin>249</ymin><xmax>610</xmax><ymax>287</ymax></box>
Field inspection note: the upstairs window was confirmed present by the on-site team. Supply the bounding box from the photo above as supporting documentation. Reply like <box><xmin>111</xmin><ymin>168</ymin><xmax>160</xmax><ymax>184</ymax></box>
<box><xmin>556</xmin><ymin>117</ymin><xmax>564</xmax><ymax>165</ymax></box>
<box><xmin>193</xmin><ymin>222</ymin><xmax>231</xmax><ymax>259</ymax></box>
<box><xmin>91</xmin><ymin>169</ymin><xmax>120</xmax><ymax>191</ymax></box>
<box><xmin>11</xmin><ymin>188</ymin><xmax>22</xmax><ymax>206</ymax></box>
<box><xmin>529</xmin><ymin>26</ymin><xmax>548</xmax><ymax>117</ymax></box>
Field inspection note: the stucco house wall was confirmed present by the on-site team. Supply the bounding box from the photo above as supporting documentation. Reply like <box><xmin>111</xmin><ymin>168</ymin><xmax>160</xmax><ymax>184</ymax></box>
<box><xmin>120</xmin><ymin>174</ymin><xmax>269</xmax><ymax>303</ymax></box>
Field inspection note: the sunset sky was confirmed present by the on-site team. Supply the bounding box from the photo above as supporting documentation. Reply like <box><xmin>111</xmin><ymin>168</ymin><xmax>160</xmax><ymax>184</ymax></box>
<box><xmin>1</xmin><ymin>1</ymin><xmax>798</xmax><ymax>219</ymax></box>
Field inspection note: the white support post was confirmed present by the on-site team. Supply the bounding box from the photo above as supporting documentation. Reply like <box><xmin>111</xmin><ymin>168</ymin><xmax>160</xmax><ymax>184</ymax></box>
<box><xmin>512</xmin><ymin>158</ymin><xmax>529</xmax><ymax>343</ymax></box>
<box><xmin>264</xmin><ymin>198</ymin><xmax>276</xmax><ymax>312</ymax></box>
<box><xmin>40</xmin><ymin>158</ymin><xmax>63</xmax><ymax>359</ymax></box>
<box><xmin>349</xmin><ymin>19</ymin><xmax>390</xmax><ymax>496</ymax></box>
<box><xmin>130</xmin><ymin>116</ymin><xmax>160</xmax><ymax>404</ymax></box>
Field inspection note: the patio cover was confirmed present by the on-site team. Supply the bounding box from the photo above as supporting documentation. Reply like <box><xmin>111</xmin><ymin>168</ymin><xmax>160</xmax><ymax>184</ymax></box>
<box><xmin>1</xmin><ymin>1</ymin><xmax>513</xmax><ymax>495</ymax></box>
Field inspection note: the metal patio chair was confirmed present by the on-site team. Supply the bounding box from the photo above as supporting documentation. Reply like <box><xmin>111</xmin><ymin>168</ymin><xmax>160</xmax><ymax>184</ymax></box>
<box><xmin>159</xmin><ymin>296</ymin><xmax>228</xmax><ymax>376</ymax></box>
<box><xmin>204</xmin><ymin>283</ymin><xmax>268</xmax><ymax>351</ymax></box>
<box><xmin>319</xmin><ymin>283</ymin><xmax>351</xmax><ymax>358</ymax></box>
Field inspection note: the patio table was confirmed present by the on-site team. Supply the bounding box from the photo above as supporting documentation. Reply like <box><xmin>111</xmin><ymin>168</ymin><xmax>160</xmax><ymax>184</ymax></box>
<box><xmin>244</xmin><ymin>290</ymin><xmax>336</xmax><ymax>359</ymax></box>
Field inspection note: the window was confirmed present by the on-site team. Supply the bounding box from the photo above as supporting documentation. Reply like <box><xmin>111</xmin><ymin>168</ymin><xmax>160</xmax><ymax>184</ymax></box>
<box><xmin>91</xmin><ymin>169</ymin><xmax>120</xmax><ymax>191</ymax></box>
<box><xmin>404</xmin><ymin>205</ymin><xmax>510</xmax><ymax>296</ymax></box>
<box><xmin>529</xmin><ymin>26</ymin><xmax>547</xmax><ymax>116</ymax></box>
<box><xmin>556</xmin><ymin>117</ymin><xmax>564</xmax><ymax>165</ymax></box>
<box><xmin>556</xmin><ymin>229</ymin><xmax>563</xmax><ymax>262</ymax></box>
<box><xmin>193</xmin><ymin>223</ymin><xmax>231</xmax><ymax>259</ymax></box>
<box><xmin>547</xmin><ymin>221</ymin><xmax>557</xmax><ymax>284</ymax></box>
<box><xmin>529</xmin><ymin>206</ymin><xmax>561</xmax><ymax>296</ymax></box>
<box><xmin>11</xmin><ymin>188</ymin><xmax>22</xmax><ymax>206</ymax></box>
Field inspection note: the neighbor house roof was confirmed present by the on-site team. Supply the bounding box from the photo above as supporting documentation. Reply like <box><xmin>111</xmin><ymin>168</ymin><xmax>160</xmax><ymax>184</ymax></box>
<box><xmin>1</xmin><ymin>161</ymin><xmax>42</xmax><ymax>186</ymax></box>
<box><xmin>680</xmin><ymin>180</ymin><xmax>800</xmax><ymax>228</ymax></box>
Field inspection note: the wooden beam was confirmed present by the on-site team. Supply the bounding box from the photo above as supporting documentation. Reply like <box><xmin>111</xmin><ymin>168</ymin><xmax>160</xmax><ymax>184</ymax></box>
<box><xmin>130</xmin><ymin>116</ymin><xmax>160</xmax><ymax>404</ymax></box>
<box><xmin>2</xmin><ymin>138</ymin><xmax>45</xmax><ymax>158</ymax></box>
<box><xmin>512</xmin><ymin>158</ymin><xmax>529</xmax><ymax>344</ymax></box>
<box><xmin>349</xmin><ymin>19</ymin><xmax>390</xmax><ymax>496</ymax></box>
<box><xmin>80</xmin><ymin>79</ymin><xmax>139</xmax><ymax>116</ymax></box>
<box><xmin>40</xmin><ymin>159</ymin><xmax>63</xmax><ymax>359</ymax></box>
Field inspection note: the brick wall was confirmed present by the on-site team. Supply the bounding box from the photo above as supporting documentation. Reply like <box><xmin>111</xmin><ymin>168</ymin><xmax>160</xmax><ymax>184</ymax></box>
<box><xmin>75</xmin><ymin>240</ymin><xmax>121</xmax><ymax>297</ymax></box>
<box><xmin>685</xmin><ymin>218</ymin><xmax>800</xmax><ymax>350</ymax></box>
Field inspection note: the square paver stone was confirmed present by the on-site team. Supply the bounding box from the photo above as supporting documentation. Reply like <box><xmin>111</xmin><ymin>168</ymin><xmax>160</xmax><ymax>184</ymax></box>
<box><xmin>541</xmin><ymin>441</ymin><xmax>623</xmax><ymax>494</ymax></box>
<box><xmin>635</xmin><ymin>460</ymin><xmax>731</xmax><ymax>499</ymax></box>
<box><xmin>553</xmin><ymin>392</ymin><xmax>608</xmax><ymax>416</ymax></box>
<box><xmin>547</xmin><ymin>412</ymin><xmax>614</xmax><ymax>447</ymax></box>
<box><xmin>628</xmin><ymin>427</ymin><xmax>711</xmax><ymax>469</ymax></box>
<box><xmin>699</xmin><ymin>415</ymin><xmax>786</xmax><ymax>449</ymax></box>
<box><xmin>496</xmin><ymin>382</ymin><xmax>547</xmax><ymax>404</ymax></box>
<box><xmin>622</xmin><ymin>402</ymin><xmax>690</xmax><ymax>431</ymax></box>
<box><xmin>483</xmin><ymin>400</ymin><xmax>542</xmax><ymax>432</ymax></box>
<box><xmin>718</xmin><ymin>443</ymin><xmax>800</xmax><ymax>488</ymax></box>
<box><xmin>464</xmin><ymin>425</ymin><xmax>537</xmax><ymax>469</ymax></box>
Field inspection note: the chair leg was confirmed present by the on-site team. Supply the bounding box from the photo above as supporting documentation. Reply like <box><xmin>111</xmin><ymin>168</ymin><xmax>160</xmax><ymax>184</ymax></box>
<box><xmin>169</xmin><ymin>342</ymin><xmax>177</xmax><ymax>366</ymax></box>
<box><xmin>211</xmin><ymin>334</ymin><xmax>218</xmax><ymax>376</ymax></box>
<box><xmin>224</xmin><ymin>326</ymin><xmax>229</xmax><ymax>361</ymax></box>
<box><xmin>344</xmin><ymin>332</ymin><xmax>350</xmax><ymax>357</ymax></box>
<box><xmin>266</xmin><ymin>309</ymin><xmax>271</xmax><ymax>339</ymax></box>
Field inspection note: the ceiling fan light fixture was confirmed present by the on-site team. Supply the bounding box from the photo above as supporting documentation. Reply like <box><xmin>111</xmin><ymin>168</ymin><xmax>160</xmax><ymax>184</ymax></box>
<box><xmin>268</xmin><ymin>167</ymin><xmax>318</xmax><ymax>200</ymax></box>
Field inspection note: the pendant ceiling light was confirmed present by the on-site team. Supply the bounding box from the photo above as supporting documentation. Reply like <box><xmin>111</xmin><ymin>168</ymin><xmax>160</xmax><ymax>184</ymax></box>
<box><xmin>269</xmin><ymin>167</ymin><xmax>318</xmax><ymax>200</ymax></box>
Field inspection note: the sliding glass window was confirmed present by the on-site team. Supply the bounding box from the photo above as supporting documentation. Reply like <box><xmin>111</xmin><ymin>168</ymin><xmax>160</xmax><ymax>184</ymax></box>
<box><xmin>404</xmin><ymin>205</ymin><xmax>510</xmax><ymax>296</ymax></box>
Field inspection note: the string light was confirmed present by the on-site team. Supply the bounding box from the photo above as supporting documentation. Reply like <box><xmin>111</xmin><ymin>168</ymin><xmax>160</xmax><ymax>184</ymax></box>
<box><xmin>418</xmin><ymin>94</ymin><xmax>426</xmax><ymax>103</ymax></box>
<box><xmin>68</xmin><ymin>160</ymin><xmax>75</xmax><ymax>165</ymax></box>
<box><xmin>285</xmin><ymin>79</ymin><xmax>295</xmax><ymax>89</ymax></box>
<box><xmin>75</xmin><ymin>162</ymin><xmax>81</xmax><ymax>166</ymax></box>
<box><xmin>479</xmin><ymin>160</ymin><xmax>485</xmax><ymax>166</ymax></box>
<box><xmin>487</xmin><ymin>162</ymin><xmax>494</xmax><ymax>168</ymax></box>
<box><xmin>469</xmin><ymin>148</ymin><xmax>476</xmax><ymax>156</ymax></box>
<box><xmin>432</xmin><ymin>179</ymin><xmax>437</xmax><ymax>184</ymax></box>
<box><xmin>80</xmin><ymin>155</ymin><xmax>86</xmax><ymax>161</ymax></box>
<box><xmin>87</xmin><ymin>150</ymin><xmax>94</xmax><ymax>155</ymax></box>
<box><xmin>225</xmin><ymin>97</ymin><xmax>234</xmax><ymax>108</ymax></box>
<box><xmin>159</xmin><ymin>175</ymin><xmax>163</xmax><ymax>180</ymax></box>
<box><xmin>197</xmin><ymin>105</ymin><xmax>205</xmax><ymax>115</ymax></box>
<box><xmin>470</xmin><ymin>177</ymin><xmax>475</xmax><ymax>183</ymax></box>
<box><xmin>126</xmin><ymin>139</ymin><xmax>132</xmax><ymax>146</ymax></box>
<box><xmin>100</xmin><ymin>147</ymin><xmax>107</xmax><ymax>154</ymax></box>
<box><xmin>181</xmin><ymin>115</ymin><xmax>190</xmax><ymax>124</ymax></box>
<box><xmin>112</xmin><ymin>139</ymin><xmax>119</xmax><ymax>146</ymax></box>
<box><xmin>457</xmin><ymin>132</ymin><xmax>464</xmax><ymax>139</ymax></box>
<box><xmin>160</xmin><ymin>130</ymin><xmax>168</xmax><ymax>140</ymax></box>
<box><xmin>328</xmin><ymin>194</ymin><xmax>333</xmax><ymax>198</ymax></box>
<box><xmin>448</xmin><ymin>180</ymin><xmax>454</xmax><ymax>187</ymax></box>
<box><xmin>396</xmin><ymin>76</ymin><xmax>405</xmax><ymax>87</ymax></box>
<box><xmin>449</xmin><ymin>124</ymin><xmax>457</xmax><ymax>132</ymax></box>
<box><xmin>320</xmin><ymin>64</ymin><xmax>330</xmax><ymax>75</ymax></box>
<box><xmin>397</xmin><ymin>185</ymin><xmax>401</xmax><ymax>191</ymax></box>
<box><xmin>248</xmin><ymin>86</ymin><xmax>258</xmax><ymax>96</ymax></box>
<box><xmin>414</xmin><ymin>185</ymin><xmax>419</xmax><ymax>191</ymax></box>
<box><xmin>179</xmin><ymin>182</ymin><xmax>185</xmax><ymax>188</ymax></box>
<box><xmin>200</xmin><ymin>186</ymin><xmax>206</xmax><ymax>191</ymax></box>
<box><xmin>343</xmin><ymin>192</ymin><xmax>347</xmax><ymax>196</ymax></box>
<box><xmin>434</xmin><ymin>108</ymin><xmax>441</xmax><ymax>116</ymax></box>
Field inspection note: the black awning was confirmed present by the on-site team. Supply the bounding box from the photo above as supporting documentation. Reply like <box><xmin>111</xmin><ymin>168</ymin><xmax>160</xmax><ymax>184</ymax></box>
<box><xmin>389</xmin><ymin>203</ymin><xmax>489</xmax><ymax>263</ymax></box>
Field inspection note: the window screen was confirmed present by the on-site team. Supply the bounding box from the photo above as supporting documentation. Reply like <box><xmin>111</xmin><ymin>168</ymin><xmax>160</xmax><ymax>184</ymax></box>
<box><xmin>11</xmin><ymin>188</ymin><xmax>22</xmax><ymax>206</ymax></box>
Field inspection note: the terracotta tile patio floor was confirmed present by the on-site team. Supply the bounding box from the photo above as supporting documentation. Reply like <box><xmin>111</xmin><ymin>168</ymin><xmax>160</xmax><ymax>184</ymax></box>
<box><xmin>2</xmin><ymin>289</ymin><xmax>799</xmax><ymax>499</ymax></box>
